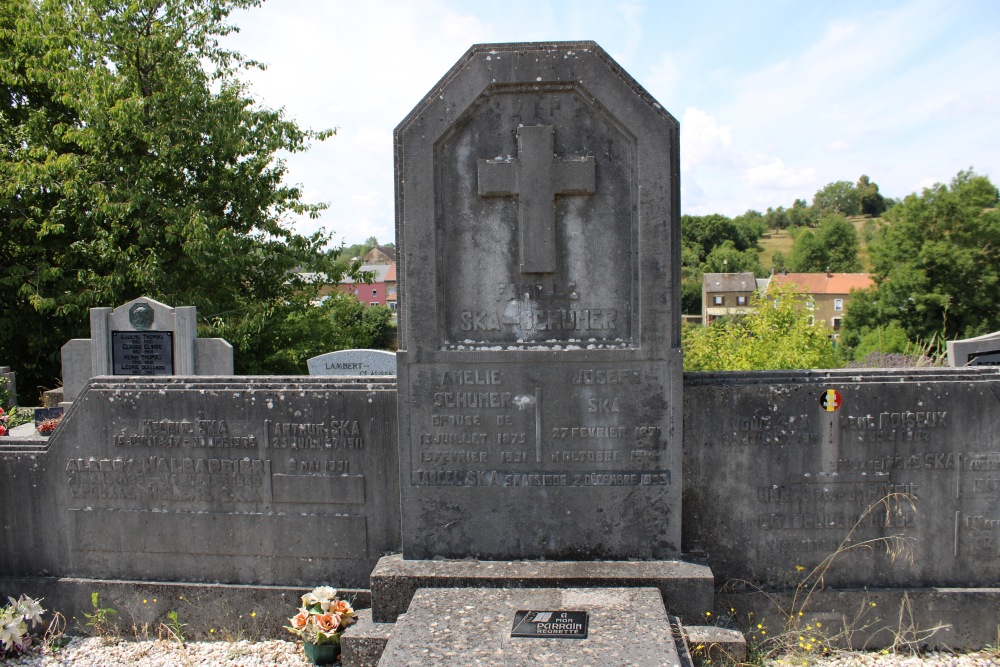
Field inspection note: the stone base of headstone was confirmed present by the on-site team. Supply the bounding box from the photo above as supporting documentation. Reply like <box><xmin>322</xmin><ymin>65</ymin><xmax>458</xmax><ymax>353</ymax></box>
<box><xmin>340</xmin><ymin>609</ymin><xmax>393</xmax><ymax>667</ymax></box>
<box><xmin>42</xmin><ymin>389</ymin><xmax>63</xmax><ymax>407</ymax></box>
<box><xmin>372</xmin><ymin>587</ymin><xmax>687</xmax><ymax>667</ymax></box>
<box><xmin>684</xmin><ymin>625</ymin><xmax>747</xmax><ymax>664</ymax></box>
<box><xmin>369</xmin><ymin>554</ymin><xmax>714</xmax><ymax>624</ymax></box>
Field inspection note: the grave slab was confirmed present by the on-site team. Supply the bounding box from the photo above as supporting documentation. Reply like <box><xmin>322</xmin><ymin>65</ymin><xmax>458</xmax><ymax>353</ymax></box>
<box><xmin>376</xmin><ymin>587</ymin><xmax>681</xmax><ymax>667</ymax></box>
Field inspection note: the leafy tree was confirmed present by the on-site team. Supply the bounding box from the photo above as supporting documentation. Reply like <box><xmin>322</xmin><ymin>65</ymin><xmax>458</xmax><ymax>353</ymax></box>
<box><xmin>763</xmin><ymin>206</ymin><xmax>789</xmax><ymax>230</ymax></box>
<box><xmin>770</xmin><ymin>250</ymin><xmax>787</xmax><ymax>273</ymax></box>
<box><xmin>733</xmin><ymin>209</ymin><xmax>767</xmax><ymax>242</ymax></box>
<box><xmin>681</xmin><ymin>241</ymin><xmax>702</xmax><ymax>271</ymax></box>
<box><xmin>681</xmin><ymin>213</ymin><xmax>761</xmax><ymax>265</ymax></box>
<box><xmin>702</xmin><ymin>240</ymin><xmax>764</xmax><ymax>276</ymax></box>
<box><xmin>849</xmin><ymin>322</ymin><xmax>913</xmax><ymax>362</ymax></box>
<box><xmin>856</xmin><ymin>175</ymin><xmax>886</xmax><ymax>217</ymax></box>
<box><xmin>683</xmin><ymin>283</ymin><xmax>839</xmax><ymax>371</ymax></box>
<box><xmin>787</xmin><ymin>198</ymin><xmax>816</xmax><ymax>227</ymax></box>
<box><xmin>0</xmin><ymin>0</ymin><xmax>384</xmax><ymax>401</ymax></box>
<box><xmin>681</xmin><ymin>277</ymin><xmax>702</xmax><ymax>316</ymax></box>
<box><xmin>813</xmin><ymin>180</ymin><xmax>861</xmax><ymax>216</ymax></box>
<box><xmin>842</xmin><ymin>169</ymin><xmax>1000</xmax><ymax>347</ymax></box>
<box><xmin>788</xmin><ymin>214</ymin><xmax>862</xmax><ymax>272</ymax></box>
<box><xmin>207</xmin><ymin>294</ymin><xmax>395</xmax><ymax>374</ymax></box>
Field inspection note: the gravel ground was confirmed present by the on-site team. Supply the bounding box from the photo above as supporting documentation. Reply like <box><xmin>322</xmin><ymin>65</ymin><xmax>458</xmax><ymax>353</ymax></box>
<box><xmin>1</xmin><ymin>637</ymin><xmax>998</xmax><ymax>666</ymax></box>
<box><xmin>0</xmin><ymin>638</ymin><xmax>313</xmax><ymax>667</ymax></box>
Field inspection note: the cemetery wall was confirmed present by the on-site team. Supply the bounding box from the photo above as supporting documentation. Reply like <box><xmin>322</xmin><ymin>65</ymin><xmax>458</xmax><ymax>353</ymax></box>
<box><xmin>1</xmin><ymin>376</ymin><xmax>399</xmax><ymax>589</ymax></box>
<box><xmin>684</xmin><ymin>368</ymin><xmax>1000</xmax><ymax>590</ymax></box>
<box><xmin>2</xmin><ymin>367</ymin><xmax>998</xmax><ymax>646</ymax></box>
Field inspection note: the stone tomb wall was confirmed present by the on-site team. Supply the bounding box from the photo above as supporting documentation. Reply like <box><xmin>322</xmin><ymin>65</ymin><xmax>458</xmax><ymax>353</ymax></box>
<box><xmin>0</xmin><ymin>377</ymin><xmax>399</xmax><ymax>588</ymax></box>
<box><xmin>684</xmin><ymin>368</ymin><xmax>1000</xmax><ymax>590</ymax></box>
<box><xmin>3</xmin><ymin>367</ymin><xmax>998</xmax><ymax>595</ymax></box>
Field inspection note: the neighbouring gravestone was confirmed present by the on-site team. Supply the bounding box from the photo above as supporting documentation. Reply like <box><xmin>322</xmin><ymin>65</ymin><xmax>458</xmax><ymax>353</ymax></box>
<box><xmin>948</xmin><ymin>330</ymin><xmax>1000</xmax><ymax>367</ymax></box>
<box><xmin>308</xmin><ymin>349</ymin><xmax>397</xmax><ymax>377</ymax></box>
<box><xmin>683</xmin><ymin>368</ymin><xmax>1000</xmax><ymax>590</ymax></box>
<box><xmin>395</xmin><ymin>41</ymin><xmax>682</xmax><ymax>561</ymax></box>
<box><xmin>0</xmin><ymin>377</ymin><xmax>400</xmax><ymax>588</ymax></box>
<box><xmin>60</xmin><ymin>297</ymin><xmax>233</xmax><ymax>403</ymax></box>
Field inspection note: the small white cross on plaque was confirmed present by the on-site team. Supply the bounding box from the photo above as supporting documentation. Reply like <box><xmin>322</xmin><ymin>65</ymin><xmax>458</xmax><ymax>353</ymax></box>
<box><xmin>478</xmin><ymin>125</ymin><xmax>596</xmax><ymax>274</ymax></box>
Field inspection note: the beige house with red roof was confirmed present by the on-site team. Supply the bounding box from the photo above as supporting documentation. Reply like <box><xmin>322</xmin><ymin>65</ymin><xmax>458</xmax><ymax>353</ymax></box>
<box><xmin>768</xmin><ymin>272</ymin><xmax>874</xmax><ymax>340</ymax></box>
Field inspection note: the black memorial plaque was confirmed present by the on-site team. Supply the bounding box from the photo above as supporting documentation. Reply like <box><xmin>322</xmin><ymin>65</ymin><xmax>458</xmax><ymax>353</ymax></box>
<box><xmin>511</xmin><ymin>610</ymin><xmax>589</xmax><ymax>639</ymax></box>
<box><xmin>111</xmin><ymin>331</ymin><xmax>174</xmax><ymax>375</ymax></box>
<box><xmin>969</xmin><ymin>350</ymin><xmax>1000</xmax><ymax>366</ymax></box>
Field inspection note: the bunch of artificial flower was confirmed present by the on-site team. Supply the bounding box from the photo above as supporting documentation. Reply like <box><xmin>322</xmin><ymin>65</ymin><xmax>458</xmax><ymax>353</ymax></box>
<box><xmin>286</xmin><ymin>586</ymin><xmax>357</xmax><ymax>645</ymax></box>
<box><xmin>0</xmin><ymin>595</ymin><xmax>45</xmax><ymax>657</ymax></box>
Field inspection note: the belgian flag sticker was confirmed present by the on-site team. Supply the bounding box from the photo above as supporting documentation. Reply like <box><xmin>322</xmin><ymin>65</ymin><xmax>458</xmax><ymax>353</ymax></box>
<box><xmin>820</xmin><ymin>389</ymin><xmax>842</xmax><ymax>412</ymax></box>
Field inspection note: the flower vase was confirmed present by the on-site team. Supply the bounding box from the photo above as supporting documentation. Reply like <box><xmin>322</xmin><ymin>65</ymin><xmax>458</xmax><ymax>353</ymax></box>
<box><xmin>303</xmin><ymin>640</ymin><xmax>340</xmax><ymax>665</ymax></box>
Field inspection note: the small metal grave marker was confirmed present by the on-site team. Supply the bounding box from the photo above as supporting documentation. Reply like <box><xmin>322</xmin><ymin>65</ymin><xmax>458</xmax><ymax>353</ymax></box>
<box><xmin>511</xmin><ymin>610</ymin><xmax>589</xmax><ymax>639</ymax></box>
<box><xmin>111</xmin><ymin>331</ymin><xmax>174</xmax><ymax>375</ymax></box>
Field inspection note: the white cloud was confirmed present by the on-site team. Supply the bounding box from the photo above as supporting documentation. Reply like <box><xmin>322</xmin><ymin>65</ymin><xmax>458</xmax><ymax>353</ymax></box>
<box><xmin>826</xmin><ymin>140</ymin><xmax>851</xmax><ymax>153</ymax></box>
<box><xmin>680</xmin><ymin>107</ymin><xmax>734</xmax><ymax>170</ymax></box>
<box><xmin>744</xmin><ymin>158</ymin><xmax>816</xmax><ymax>190</ymax></box>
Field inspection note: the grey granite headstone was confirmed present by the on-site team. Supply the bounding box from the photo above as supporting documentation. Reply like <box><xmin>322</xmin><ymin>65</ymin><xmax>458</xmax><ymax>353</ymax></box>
<box><xmin>948</xmin><ymin>330</ymin><xmax>1000</xmax><ymax>367</ymax></box>
<box><xmin>395</xmin><ymin>42</ymin><xmax>682</xmax><ymax>560</ymax></box>
<box><xmin>308</xmin><ymin>349</ymin><xmax>397</xmax><ymax>377</ymax></box>
<box><xmin>0</xmin><ymin>376</ymin><xmax>399</xmax><ymax>587</ymax></box>
<box><xmin>61</xmin><ymin>297</ymin><xmax>233</xmax><ymax>402</ymax></box>
<box><xmin>683</xmin><ymin>368</ymin><xmax>1000</xmax><ymax>589</ymax></box>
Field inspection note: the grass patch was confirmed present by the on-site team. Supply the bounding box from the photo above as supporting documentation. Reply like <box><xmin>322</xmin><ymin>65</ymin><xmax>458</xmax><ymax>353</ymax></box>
<box><xmin>757</xmin><ymin>230</ymin><xmax>794</xmax><ymax>271</ymax></box>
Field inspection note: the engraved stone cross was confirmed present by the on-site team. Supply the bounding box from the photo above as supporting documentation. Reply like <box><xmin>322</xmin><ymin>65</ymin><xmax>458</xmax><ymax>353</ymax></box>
<box><xmin>478</xmin><ymin>125</ymin><xmax>596</xmax><ymax>274</ymax></box>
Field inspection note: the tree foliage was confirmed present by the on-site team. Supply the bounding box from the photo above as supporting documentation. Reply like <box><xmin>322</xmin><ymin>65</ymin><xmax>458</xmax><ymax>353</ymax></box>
<box><xmin>842</xmin><ymin>169</ymin><xmax>1000</xmax><ymax>349</ymax></box>
<box><xmin>788</xmin><ymin>214</ymin><xmax>862</xmax><ymax>273</ymax></box>
<box><xmin>683</xmin><ymin>283</ymin><xmax>839</xmax><ymax>371</ymax></box>
<box><xmin>702</xmin><ymin>240</ymin><xmax>764</xmax><ymax>276</ymax></box>
<box><xmin>856</xmin><ymin>175</ymin><xmax>886</xmax><ymax>217</ymax></box>
<box><xmin>681</xmin><ymin>213</ymin><xmax>764</xmax><ymax>271</ymax></box>
<box><xmin>0</xmin><ymin>0</ymin><xmax>385</xmax><ymax>401</ymax></box>
<box><xmin>763</xmin><ymin>199</ymin><xmax>816</xmax><ymax>230</ymax></box>
<box><xmin>207</xmin><ymin>294</ymin><xmax>395</xmax><ymax>375</ymax></box>
<box><xmin>812</xmin><ymin>180</ymin><xmax>861</xmax><ymax>216</ymax></box>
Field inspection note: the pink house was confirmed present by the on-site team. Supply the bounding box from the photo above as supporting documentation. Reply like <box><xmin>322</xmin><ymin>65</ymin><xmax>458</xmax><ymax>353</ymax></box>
<box><xmin>337</xmin><ymin>263</ymin><xmax>395</xmax><ymax>307</ymax></box>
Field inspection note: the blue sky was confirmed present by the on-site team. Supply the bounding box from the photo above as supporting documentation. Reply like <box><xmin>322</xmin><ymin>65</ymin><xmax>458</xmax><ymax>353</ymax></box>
<box><xmin>224</xmin><ymin>0</ymin><xmax>1000</xmax><ymax>247</ymax></box>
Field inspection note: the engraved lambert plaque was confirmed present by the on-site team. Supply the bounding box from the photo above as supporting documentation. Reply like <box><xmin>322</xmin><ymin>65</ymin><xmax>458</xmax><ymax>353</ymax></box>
<box><xmin>111</xmin><ymin>331</ymin><xmax>174</xmax><ymax>375</ymax></box>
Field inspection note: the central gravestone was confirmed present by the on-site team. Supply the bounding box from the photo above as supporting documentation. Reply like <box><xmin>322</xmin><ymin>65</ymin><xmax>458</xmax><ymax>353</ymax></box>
<box><xmin>395</xmin><ymin>42</ymin><xmax>682</xmax><ymax>560</ymax></box>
